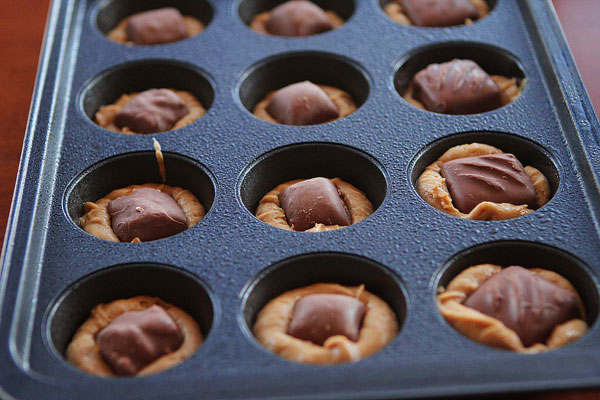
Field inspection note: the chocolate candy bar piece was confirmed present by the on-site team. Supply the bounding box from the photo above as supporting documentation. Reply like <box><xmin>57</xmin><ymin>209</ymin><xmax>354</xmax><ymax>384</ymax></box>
<box><xmin>266</xmin><ymin>0</ymin><xmax>334</xmax><ymax>37</ymax></box>
<box><xmin>126</xmin><ymin>7</ymin><xmax>188</xmax><ymax>45</ymax></box>
<box><xmin>108</xmin><ymin>187</ymin><xmax>187</xmax><ymax>242</ymax></box>
<box><xmin>279</xmin><ymin>177</ymin><xmax>351</xmax><ymax>231</ymax></box>
<box><xmin>114</xmin><ymin>89</ymin><xmax>189</xmax><ymax>134</ymax></box>
<box><xmin>412</xmin><ymin>59</ymin><xmax>503</xmax><ymax>114</ymax></box>
<box><xmin>266</xmin><ymin>81</ymin><xmax>340</xmax><ymax>125</ymax></box>
<box><xmin>440</xmin><ymin>153</ymin><xmax>537</xmax><ymax>213</ymax></box>
<box><xmin>399</xmin><ymin>0</ymin><xmax>479</xmax><ymax>27</ymax></box>
<box><xmin>97</xmin><ymin>305</ymin><xmax>184</xmax><ymax>376</ymax></box>
<box><xmin>288</xmin><ymin>294</ymin><xmax>366</xmax><ymax>345</ymax></box>
<box><xmin>464</xmin><ymin>266</ymin><xmax>581</xmax><ymax>347</ymax></box>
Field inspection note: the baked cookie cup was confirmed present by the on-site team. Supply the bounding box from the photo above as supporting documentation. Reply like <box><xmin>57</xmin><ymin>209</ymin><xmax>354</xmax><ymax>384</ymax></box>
<box><xmin>437</xmin><ymin>264</ymin><xmax>588</xmax><ymax>352</ymax></box>
<box><xmin>80</xmin><ymin>183</ymin><xmax>205</xmax><ymax>242</ymax></box>
<box><xmin>253</xmin><ymin>283</ymin><xmax>398</xmax><ymax>364</ymax></box>
<box><xmin>256</xmin><ymin>177</ymin><xmax>373</xmax><ymax>232</ymax></box>
<box><xmin>66</xmin><ymin>296</ymin><xmax>202</xmax><ymax>377</ymax></box>
<box><xmin>417</xmin><ymin>143</ymin><xmax>550</xmax><ymax>220</ymax></box>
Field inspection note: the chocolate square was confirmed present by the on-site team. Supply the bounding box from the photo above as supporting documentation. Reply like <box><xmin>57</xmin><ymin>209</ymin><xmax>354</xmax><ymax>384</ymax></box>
<box><xmin>288</xmin><ymin>294</ymin><xmax>366</xmax><ymax>345</ymax></box>
<box><xmin>108</xmin><ymin>187</ymin><xmax>187</xmax><ymax>242</ymax></box>
<box><xmin>464</xmin><ymin>266</ymin><xmax>581</xmax><ymax>347</ymax></box>
<box><xmin>266</xmin><ymin>81</ymin><xmax>340</xmax><ymax>125</ymax></box>
<box><xmin>440</xmin><ymin>153</ymin><xmax>538</xmax><ymax>213</ymax></box>
<box><xmin>399</xmin><ymin>0</ymin><xmax>479</xmax><ymax>27</ymax></box>
<box><xmin>279</xmin><ymin>177</ymin><xmax>351</xmax><ymax>231</ymax></box>
<box><xmin>266</xmin><ymin>1</ymin><xmax>334</xmax><ymax>37</ymax></box>
<box><xmin>97</xmin><ymin>305</ymin><xmax>184</xmax><ymax>376</ymax></box>
<box><xmin>114</xmin><ymin>89</ymin><xmax>189</xmax><ymax>134</ymax></box>
<box><xmin>126</xmin><ymin>7</ymin><xmax>188</xmax><ymax>45</ymax></box>
<box><xmin>412</xmin><ymin>59</ymin><xmax>503</xmax><ymax>114</ymax></box>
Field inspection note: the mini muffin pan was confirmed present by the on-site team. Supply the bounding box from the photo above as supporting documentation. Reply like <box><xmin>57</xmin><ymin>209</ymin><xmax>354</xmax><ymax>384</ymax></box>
<box><xmin>1</xmin><ymin>0</ymin><xmax>599</xmax><ymax>399</ymax></box>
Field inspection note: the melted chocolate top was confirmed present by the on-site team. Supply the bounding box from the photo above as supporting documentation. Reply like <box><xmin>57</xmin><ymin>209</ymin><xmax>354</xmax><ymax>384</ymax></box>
<box><xmin>266</xmin><ymin>0</ymin><xmax>334</xmax><ymax>37</ymax></box>
<box><xmin>97</xmin><ymin>305</ymin><xmax>184</xmax><ymax>376</ymax></box>
<box><xmin>440</xmin><ymin>153</ymin><xmax>538</xmax><ymax>213</ymax></box>
<box><xmin>126</xmin><ymin>7</ymin><xmax>188</xmax><ymax>45</ymax></box>
<box><xmin>266</xmin><ymin>81</ymin><xmax>340</xmax><ymax>125</ymax></box>
<box><xmin>464</xmin><ymin>266</ymin><xmax>581</xmax><ymax>347</ymax></box>
<box><xmin>279</xmin><ymin>177</ymin><xmax>351</xmax><ymax>231</ymax></box>
<box><xmin>114</xmin><ymin>89</ymin><xmax>189</xmax><ymax>134</ymax></box>
<box><xmin>288</xmin><ymin>293</ymin><xmax>366</xmax><ymax>345</ymax></box>
<box><xmin>399</xmin><ymin>0</ymin><xmax>479</xmax><ymax>27</ymax></box>
<box><xmin>412</xmin><ymin>59</ymin><xmax>503</xmax><ymax>114</ymax></box>
<box><xmin>108</xmin><ymin>187</ymin><xmax>187</xmax><ymax>242</ymax></box>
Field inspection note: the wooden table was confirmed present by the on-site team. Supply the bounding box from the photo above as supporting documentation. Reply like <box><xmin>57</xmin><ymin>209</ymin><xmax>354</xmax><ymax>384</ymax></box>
<box><xmin>0</xmin><ymin>0</ymin><xmax>597</xmax><ymax>398</ymax></box>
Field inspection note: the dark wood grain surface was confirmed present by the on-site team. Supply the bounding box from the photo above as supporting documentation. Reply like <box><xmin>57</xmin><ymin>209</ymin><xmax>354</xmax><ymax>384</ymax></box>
<box><xmin>0</xmin><ymin>0</ymin><xmax>50</xmax><ymax>245</ymax></box>
<box><xmin>0</xmin><ymin>0</ymin><xmax>597</xmax><ymax>398</ymax></box>
<box><xmin>553</xmin><ymin>0</ymin><xmax>600</xmax><ymax>117</ymax></box>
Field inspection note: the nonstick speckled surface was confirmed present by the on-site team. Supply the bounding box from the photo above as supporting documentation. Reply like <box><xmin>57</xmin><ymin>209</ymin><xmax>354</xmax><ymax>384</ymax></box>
<box><xmin>1</xmin><ymin>1</ymin><xmax>599</xmax><ymax>399</ymax></box>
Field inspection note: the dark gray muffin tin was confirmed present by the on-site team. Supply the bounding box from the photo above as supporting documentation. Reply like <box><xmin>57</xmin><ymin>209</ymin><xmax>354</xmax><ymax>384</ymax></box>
<box><xmin>1</xmin><ymin>0</ymin><xmax>599</xmax><ymax>399</ymax></box>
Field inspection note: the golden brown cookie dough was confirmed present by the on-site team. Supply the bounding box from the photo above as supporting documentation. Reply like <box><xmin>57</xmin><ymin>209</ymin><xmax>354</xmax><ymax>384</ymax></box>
<box><xmin>107</xmin><ymin>14</ymin><xmax>204</xmax><ymax>45</ymax></box>
<box><xmin>403</xmin><ymin>75</ymin><xmax>524</xmax><ymax>112</ymax></box>
<box><xmin>416</xmin><ymin>143</ymin><xmax>550</xmax><ymax>220</ymax></box>
<box><xmin>384</xmin><ymin>0</ymin><xmax>489</xmax><ymax>25</ymax></box>
<box><xmin>254</xmin><ymin>283</ymin><xmax>398</xmax><ymax>364</ymax></box>
<box><xmin>95</xmin><ymin>89</ymin><xmax>205</xmax><ymax>134</ymax></box>
<box><xmin>256</xmin><ymin>178</ymin><xmax>373</xmax><ymax>231</ymax></box>
<box><xmin>66</xmin><ymin>296</ymin><xmax>202</xmax><ymax>377</ymax></box>
<box><xmin>250</xmin><ymin>9</ymin><xmax>343</xmax><ymax>35</ymax></box>
<box><xmin>80</xmin><ymin>183</ymin><xmax>205</xmax><ymax>242</ymax></box>
<box><xmin>437</xmin><ymin>264</ymin><xmax>588</xmax><ymax>352</ymax></box>
<box><xmin>253</xmin><ymin>84</ymin><xmax>356</xmax><ymax>125</ymax></box>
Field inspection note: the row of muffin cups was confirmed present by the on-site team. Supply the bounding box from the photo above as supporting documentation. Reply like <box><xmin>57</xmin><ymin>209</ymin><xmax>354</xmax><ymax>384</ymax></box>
<box><xmin>92</xmin><ymin>0</ymin><xmax>499</xmax><ymax>47</ymax></box>
<box><xmin>66</xmin><ymin>132</ymin><xmax>558</xmax><ymax>233</ymax></box>
<box><xmin>47</xmin><ymin>241</ymin><xmax>598</xmax><ymax>377</ymax></box>
<box><xmin>52</xmin><ymin>130</ymin><xmax>596</xmax><ymax>375</ymax></box>
<box><xmin>79</xmin><ymin>43</ymin><xmax>526</xmax><ymax>134</ymax></box>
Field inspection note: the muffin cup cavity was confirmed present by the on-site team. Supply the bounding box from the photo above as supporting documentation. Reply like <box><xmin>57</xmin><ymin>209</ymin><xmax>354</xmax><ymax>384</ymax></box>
<box><xmin>240</xmin><ymin>252</ymin><xmax>406</xmax><ymax>348</ymax></box>
<box><xmin>95</xmin><ymin>0</ymin><xmax>213</xmax><ymax>37</ymax></box>
<box><xmin>65</xmin><ymin>151</ymin><xmax>215</xmax><ymax>233</ymax></box>
<box><xmin>239</xmin><ymin>142</ymin><xmax>386</xmax><ymax>223</ymax></box>
<box><xmin>80</xmin><ymin>60</ymin><xmax>214</xmax><ymax>130</ymax></box>
<box><xmin>46</xmin><ymin>263</ymin><xmax>214</xmax><ymax>366</ymax></box>
<box><xmin>410</xmin><ymin>131</ymin><xmax>560</xmax><ymax>213</ymax></box>
<box><xmin>238</xmin><ymin>0</ymin><xmax>355</xmax><ymax>27</ymax></box>
<box><xmin>394</xmin><ymin>42</ymin><xmax>525</xmax><ymax>111</ymax></box>
<box><xmin>434</xmin><ymin>241</ymin><xmax>599</xmax><ymax>333</ymax></box>
<box><xmin>238</xmin><ymin>52</ymin><xmax>369</xmax><ymax>119</ymax></box>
